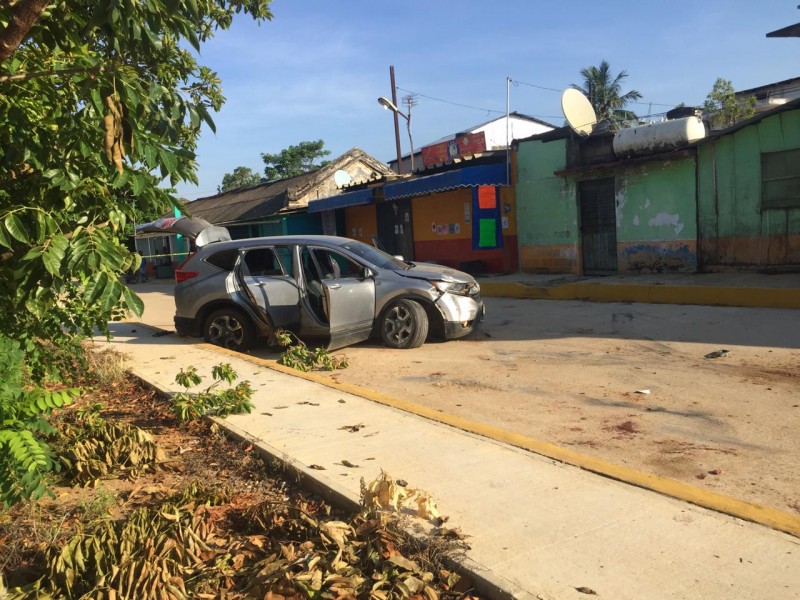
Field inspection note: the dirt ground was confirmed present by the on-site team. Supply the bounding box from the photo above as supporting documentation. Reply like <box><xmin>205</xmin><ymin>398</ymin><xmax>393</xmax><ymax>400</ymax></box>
<box><xmin>135</xmin><ymin>283</ymin><xmax>800</xmax><ymax>515</ymax></box>
<box><xmin>259</xmin><ymin>299</ymin><xmax>800</xmax><ymax>516</ymax></box>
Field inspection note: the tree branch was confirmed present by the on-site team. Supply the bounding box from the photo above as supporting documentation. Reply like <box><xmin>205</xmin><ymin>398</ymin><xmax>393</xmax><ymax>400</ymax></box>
<box><xmin>0</xmin><ymin>0</ymin><xmax>49</xmax><ymax>63</ymax></box>
<box><xmin>0</xmin><ymin>64</ymin><xmax>104</xmax><ymax>84</ymax></box>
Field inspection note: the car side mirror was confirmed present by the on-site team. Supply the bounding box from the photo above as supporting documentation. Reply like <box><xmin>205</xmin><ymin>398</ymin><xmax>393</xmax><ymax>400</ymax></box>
<box><xmin>362</xmin><ymin>267</ymin><xmax>375</xmax><ymax>279</ymax></box>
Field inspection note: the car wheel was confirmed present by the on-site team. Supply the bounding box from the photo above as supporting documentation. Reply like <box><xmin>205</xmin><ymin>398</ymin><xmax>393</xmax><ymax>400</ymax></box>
<box><xmin>380</xmin><ymin>299</ymin><xmax>428</xmax><ymax>349</ymax></box>
<box><xmin>203</xmin><ymin>308</ymin><xmax>255</xmax><ymax>351</ymax></box>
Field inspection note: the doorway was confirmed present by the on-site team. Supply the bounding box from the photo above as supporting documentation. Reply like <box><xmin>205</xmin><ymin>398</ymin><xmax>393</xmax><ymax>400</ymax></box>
<box><xmin>376</xmin><ymin>199</ymin><xmax>414</xmax><ymax>260</ymax></box>
<box><xmin>579</xmin><ymin>178</ymin><xmax>618</xmax><ymax>274</ymax></box>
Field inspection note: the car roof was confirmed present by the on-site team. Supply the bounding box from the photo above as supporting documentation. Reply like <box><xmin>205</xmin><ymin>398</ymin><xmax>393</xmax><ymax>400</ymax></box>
<box><xmin>197</xmin><ymin>235</ymin><xmax>360</xmax><ymax>253</ymax></box>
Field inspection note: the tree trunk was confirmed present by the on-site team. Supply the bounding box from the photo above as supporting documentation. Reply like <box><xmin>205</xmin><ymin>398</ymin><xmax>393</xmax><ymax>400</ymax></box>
<box><xmin>0</xmin><ymin>0</ymin><xmax>50</xmax><ymax>64</ymax></box>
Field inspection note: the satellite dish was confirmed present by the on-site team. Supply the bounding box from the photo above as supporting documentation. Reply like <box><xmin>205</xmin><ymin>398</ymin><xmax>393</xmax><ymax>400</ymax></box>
<box><xmin>561</xmin><ymin>88</ymin><xmax>597</xmax><ymax>136</ymax></box>
<box><xmin>333</xmin><ymin>169</ymin><xmax>353</xmax><ymax>187</ymax></box>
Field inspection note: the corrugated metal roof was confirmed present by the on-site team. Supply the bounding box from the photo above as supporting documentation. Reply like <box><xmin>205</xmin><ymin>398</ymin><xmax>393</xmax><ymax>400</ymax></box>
<box><xmin>184</xmin><ymin>171</ymin><xmax>317</xmax><ymax>224</ymax></box>
<box><xmin>384</xmin><ymin>163</ymin><xmax>508</xmax><ymax>200</ymax></box>
<box><xmin>307</xmin><ymin>188</ymin><xmax>374</xmax><ymax>213</ymax></box>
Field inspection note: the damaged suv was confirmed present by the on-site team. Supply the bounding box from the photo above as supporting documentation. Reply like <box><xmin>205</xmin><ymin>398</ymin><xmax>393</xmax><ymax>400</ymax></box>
<box><xmin>141</xmin><ymin>219</ymin><xmax>485</xmax><ymax>352</ymax></box>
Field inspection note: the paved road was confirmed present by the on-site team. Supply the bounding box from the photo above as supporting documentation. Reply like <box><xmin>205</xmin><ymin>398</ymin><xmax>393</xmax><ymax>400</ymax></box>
<box><xmin>132</xmin><ymin>280</ymin><xmax>800</xmax><ymax>515</ymax></box>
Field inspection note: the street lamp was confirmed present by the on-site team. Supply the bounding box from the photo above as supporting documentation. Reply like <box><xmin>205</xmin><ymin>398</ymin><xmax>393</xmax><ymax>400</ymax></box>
<box><xmin>378</xmin><ymin>95</ymin><xmax>416</xmax><ymax>173</ymax></box>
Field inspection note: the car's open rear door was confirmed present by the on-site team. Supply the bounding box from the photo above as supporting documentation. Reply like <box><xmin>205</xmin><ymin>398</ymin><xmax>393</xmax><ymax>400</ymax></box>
<box><xmin>322</xmin><ymin>279</ymin><xmax>375</xmax><ymax>350</ymax></box>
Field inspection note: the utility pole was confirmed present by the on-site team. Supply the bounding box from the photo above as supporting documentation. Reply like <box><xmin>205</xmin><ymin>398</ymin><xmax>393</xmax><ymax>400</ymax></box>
<box><xmin>389</xmin><ymin>66</ymin><xmax>403</xmax><ymax>174</ymax></box>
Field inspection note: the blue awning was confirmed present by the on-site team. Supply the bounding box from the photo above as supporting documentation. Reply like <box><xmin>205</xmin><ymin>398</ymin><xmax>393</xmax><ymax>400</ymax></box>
<box><xmin>308</xmin><ymin>188</ymin><xmax>374</xmax><ymax>213</ymax></box>
<box><xmin>384</xmin><ymin>163</ymin><xmax>508</xmax><ymax>200</ymax></box>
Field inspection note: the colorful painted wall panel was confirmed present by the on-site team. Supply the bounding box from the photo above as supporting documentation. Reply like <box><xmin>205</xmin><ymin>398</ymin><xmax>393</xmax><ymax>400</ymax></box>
<box><xmin>411</xmin><ymin>186</ymin><xmax>518</xmax><ymax>273</ymax></box>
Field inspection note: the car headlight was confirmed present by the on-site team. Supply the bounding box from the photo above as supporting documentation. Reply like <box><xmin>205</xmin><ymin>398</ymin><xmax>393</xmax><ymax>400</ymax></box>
<box><xmin>430</xmin><ymin>280</ymin><xmax>479</xmax><ymax>296</ymax></box>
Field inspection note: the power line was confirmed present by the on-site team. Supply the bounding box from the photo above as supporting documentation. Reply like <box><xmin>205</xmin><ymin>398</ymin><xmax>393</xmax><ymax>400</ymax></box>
<box><xmin>395</xmin><ymin>86</ymin><xmax>564</xmax><ymax>122</ymax></box>
<box><xmin>396</xmin><ymin>86</ymin><xmax>505</xmax><ymax>115</ymax></box>
<box><xmin>510</xmin><ymin>78</ymin><xmax>680</xmax><ymax>108</ymax></box>
<box><xmin>397</xmin><ymin>80</ymin><xmax>685</xmax><ymax>126</ymax></box>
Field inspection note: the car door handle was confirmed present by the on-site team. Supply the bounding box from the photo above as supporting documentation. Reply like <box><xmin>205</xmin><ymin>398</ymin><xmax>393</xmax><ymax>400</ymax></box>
<box><xmin>255</xmin><ymin>281</ymin><xmax>269</xmax><ymax>287</ymax></box>
<box><xmin>328</xmin><ymin>283</ymin><xmax>342</xmax><ymax>290</ymax></box>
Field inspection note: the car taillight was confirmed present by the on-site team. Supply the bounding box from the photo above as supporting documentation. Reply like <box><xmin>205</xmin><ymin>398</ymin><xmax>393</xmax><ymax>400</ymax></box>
<box><xmin>175</xmin><ymin>270</ymin><xmax>199</xmax><ymax>283</ymax></box>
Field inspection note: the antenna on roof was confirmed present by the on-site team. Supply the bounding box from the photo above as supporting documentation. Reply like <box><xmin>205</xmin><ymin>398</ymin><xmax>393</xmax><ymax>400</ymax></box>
<box><xmin>333</xmin><ymin>170</ymin><xmax>352</xmax><ymax>188</ymax></box>
<box><xmin>561</xmin><ymin>88</ymin><xmax>597</xmax><ymax>136</ymax></box>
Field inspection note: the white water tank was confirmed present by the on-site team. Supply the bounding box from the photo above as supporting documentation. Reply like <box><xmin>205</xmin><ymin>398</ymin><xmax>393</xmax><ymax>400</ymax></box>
<box><xmin>613</xmin><ymin>116</ymin><xmax>706</xmax><ymax>157</ymax></box>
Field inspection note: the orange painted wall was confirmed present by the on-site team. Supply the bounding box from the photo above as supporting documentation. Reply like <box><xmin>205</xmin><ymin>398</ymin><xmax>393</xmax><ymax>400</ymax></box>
<box><xmin>344</xmin><ymin>204</ymin><xmax>378</xmax><ymax>244</ymax></box>
<box><xmin>410</xmin><ymin>186</ymin><xmax>518</xmax><ymax>273</ymax></box>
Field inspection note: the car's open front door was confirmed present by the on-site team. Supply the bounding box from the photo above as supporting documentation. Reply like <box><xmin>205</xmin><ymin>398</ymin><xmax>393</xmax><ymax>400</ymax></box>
<box><xmin>299</xmin><ymin>246</ymin><xmax>375</xmax><ymax>350</ymax></box>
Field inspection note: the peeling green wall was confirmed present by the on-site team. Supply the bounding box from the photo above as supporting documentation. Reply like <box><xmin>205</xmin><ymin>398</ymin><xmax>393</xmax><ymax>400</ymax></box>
<box><xmin>698</xmin><ymin>107</ymin><xmax>800</xmax><ymax>266</ymax></box>
<box><xmin>614</xmin><ymin>157</ymin><xmax>698</xmax><ymax>272</ymax></box>
<box><xmin>516</xmin><ymin>139</ymin><xmax>577</xmax><ymax>247</ymax></box>
<box><xmin>617</xmin><ymin>158</ymin><xmax>697</xmax><ymax>243</ymax></box>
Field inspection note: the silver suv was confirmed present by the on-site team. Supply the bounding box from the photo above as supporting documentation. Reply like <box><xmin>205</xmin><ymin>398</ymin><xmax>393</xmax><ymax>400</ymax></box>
<box><xmin>171</xmin><ymin>234</ymin><xmax>484</xmax><ymax>351</ymax></box>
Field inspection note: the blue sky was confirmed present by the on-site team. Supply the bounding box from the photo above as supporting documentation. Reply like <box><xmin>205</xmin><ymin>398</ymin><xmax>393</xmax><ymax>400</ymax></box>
<box><xmin>176</xmin><ymin>1</ymin><xmax>799</xmax><ymax>199</ymax></box>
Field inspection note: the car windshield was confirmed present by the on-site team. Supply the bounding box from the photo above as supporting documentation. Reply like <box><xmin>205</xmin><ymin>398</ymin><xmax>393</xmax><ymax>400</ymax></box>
<box><xmin>336</xmin><ymin>239</ymin><xmax>409</xmax><ymax>270</ymax></box>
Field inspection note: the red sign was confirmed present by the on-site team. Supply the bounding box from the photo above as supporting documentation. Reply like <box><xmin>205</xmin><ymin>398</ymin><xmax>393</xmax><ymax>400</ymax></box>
<box><xmin>421</xmin><ymin>131</ymin><xmax>487</xmax><ymax>168</ymax></box>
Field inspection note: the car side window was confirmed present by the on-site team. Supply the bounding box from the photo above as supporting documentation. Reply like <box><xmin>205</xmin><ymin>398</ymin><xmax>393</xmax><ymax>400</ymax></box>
<box><xmin>273</xmin><ymin>246</ymin><xmax>294</xmax><ymax>277</ymax></box>
<box><xmin>205</xmin><ymin>249</ymin><xmax>238</xmax><ymax>272</ymax></box>
<box><xmin>244</xmin><ymin>248</ymin><xmax>283</xmax><ymax>277</ymax></box>
<box><xmin>310</xmin><ymin>248</ymin><xmax>364</xmax><ymax>280</ymax></box>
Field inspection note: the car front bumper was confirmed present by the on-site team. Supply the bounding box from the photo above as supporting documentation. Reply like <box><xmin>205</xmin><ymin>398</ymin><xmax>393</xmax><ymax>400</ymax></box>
<box><xmin>436</xmin><ymin>293</ymin><xmax>485</xmax><ymax>340</ymax></box>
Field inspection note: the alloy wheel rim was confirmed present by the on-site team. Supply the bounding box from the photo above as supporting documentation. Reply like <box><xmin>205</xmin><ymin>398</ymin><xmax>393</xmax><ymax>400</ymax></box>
<box><xmin>385</xmin><ymin>305</ymin><xmax>413</xmax><ymax>343</ymax></box>
<box><xmin>209</xmin><ymin>316</ymin><xmax>243</xmax><ymax>349</ymax></box>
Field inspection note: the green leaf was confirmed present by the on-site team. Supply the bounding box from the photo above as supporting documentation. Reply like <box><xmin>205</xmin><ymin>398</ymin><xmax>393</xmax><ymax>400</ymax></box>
<box><xmin>195</xmin><ymin>103</ymin><xmax>216</xmax><ymax>134</ymax></box>
<box><xmin>43</xmin><ymin>235</ymin><xmax>69</xmax><ymax>275</ymax></box>
<box><xmin>5</xmin><ymin>214</ymin><xmax>30</xmax><ymax>244</ymax></box>
<box><xmin>21</xmin><ymin>246</ymin><xmax>43</xmax><ymax>261</ymax></box>
<box><xmin>84</xmin><ymin>272</ymin><xmax>110</xmax><ymax>305</ymax></box>
<box><xmin>122</xmin><ymin>287</ymin><xmax>144</xmax><ymax>317</ymax></box>
<box><xmin>66</xmin><ymin>235</ymin><xmax>90</xmax><ymax>270</ymax></box>
<box><xmin>111</xmin><ymin>168</ymin><xmax>131</xmax><ymax>189</ymax></box>
<box><xmin>0</xmin><ymin>225</ymin><xmax>13</xmax><ymax>249</ymax></box>
<box><xmin>90</xmin><ymin>88</ymin><xmax>104</xmax><ymax>115</ymax></box>
<box><xmin>131</xmin><ymin>173</ymin><xmax>145</xmax><ymax>196</ymax></box>
<box><xmin>100</xmin><ymin>278</ymin><xmax>123</xmax><ymax>313</ymax></box>
<box><xmin>158</xmin><ymin>147</ymin><xmax>178</xmax><ymax>177</ymax></box>
<box><xmin>95</xmin><ymin>238</ymin><xmax>126</xmax><ymax>271</ymax></box>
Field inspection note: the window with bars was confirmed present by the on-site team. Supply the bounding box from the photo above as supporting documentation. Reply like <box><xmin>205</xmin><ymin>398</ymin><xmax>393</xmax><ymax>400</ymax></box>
<box><xmin>761</xmin><ymin>148</ymin><xmax>800</xmax><ymax>210</ymax></box>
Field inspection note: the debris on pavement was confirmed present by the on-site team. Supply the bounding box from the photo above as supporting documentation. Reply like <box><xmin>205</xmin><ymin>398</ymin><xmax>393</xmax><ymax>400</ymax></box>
<box><xmin>339</xmin><ymin>422</ymin><xmax>366</xmax><ymax>432</ymax></box>
<box><xmin>361</xmin><ymin>470</ymin><xmax>444</xmax><ymax>523</ymax></box>
<box><xmin>704</xmin><ymin>349</ymin><xmax>730</xmax><ymax>359</ymax></box>
<box><xmin>575</xmin><ymin>586</ymin><xmax>598</xmax><ymax>595</ymax></box>
<box><xmin>635</xmin><ymin>389</ymin><xmax>651</xmax><ymax>395</ymax></box>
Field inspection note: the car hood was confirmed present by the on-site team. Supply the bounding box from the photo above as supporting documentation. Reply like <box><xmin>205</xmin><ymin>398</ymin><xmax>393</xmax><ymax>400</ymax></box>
<box><xmin>395</xmin><ymin>262</ymin><xmax>476</xmax><ymax>284</ymax></box>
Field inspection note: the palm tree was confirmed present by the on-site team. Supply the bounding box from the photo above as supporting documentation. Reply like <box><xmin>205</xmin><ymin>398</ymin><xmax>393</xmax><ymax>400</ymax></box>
<box><xmin>572</xmin><ymin>60</ymin><xmax>642</xmax><ymax>126</ymax></box>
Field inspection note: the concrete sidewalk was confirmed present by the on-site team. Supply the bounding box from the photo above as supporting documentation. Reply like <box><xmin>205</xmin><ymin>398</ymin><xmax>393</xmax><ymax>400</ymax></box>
<box><xmin>477</xmin><ymin>271</ymin><xmax>800</xmax><ymax>309</ymax></box>
<box><xmin>93</xmin><ymin>323</ymin><xmax>800</xmax><ymax>600</ymax></box>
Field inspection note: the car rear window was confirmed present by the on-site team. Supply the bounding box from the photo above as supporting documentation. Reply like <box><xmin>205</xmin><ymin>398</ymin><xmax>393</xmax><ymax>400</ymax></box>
<box><xmin>204</xmin><ymin>249</ymin><xmax>238</xmax><ymax>272</ymax></box>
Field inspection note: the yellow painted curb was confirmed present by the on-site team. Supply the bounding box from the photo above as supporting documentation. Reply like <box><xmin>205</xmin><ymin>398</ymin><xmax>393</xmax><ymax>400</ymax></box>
<box><xmin>199</xmin><ymin>343</ymin><xmax>800</xmax><ymax>538</ymax></box>
<box><xmin>480</xmin><ymin>281</ymin><xmax>800</xmax><ymax>309</ymax></box>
